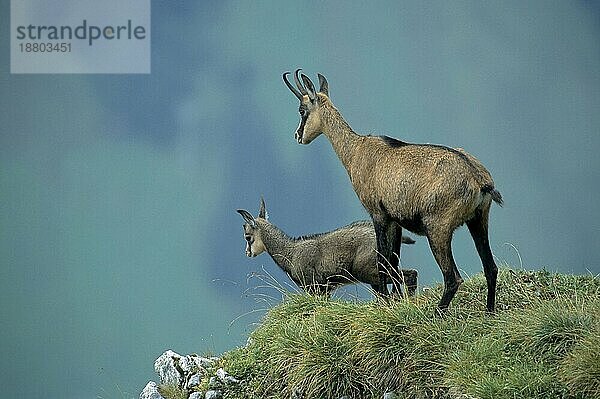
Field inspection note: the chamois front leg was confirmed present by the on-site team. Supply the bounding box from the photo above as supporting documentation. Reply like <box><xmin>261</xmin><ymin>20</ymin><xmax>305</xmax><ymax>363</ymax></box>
<box><xmin>386</xmin><ymin>221</ymin><xmax>405</xmax><ymax>296</ymax></box>
<box><xmin>372</xmin><ymin>217</ymin><xmax>395</xmax><ymax>296</ymax></box>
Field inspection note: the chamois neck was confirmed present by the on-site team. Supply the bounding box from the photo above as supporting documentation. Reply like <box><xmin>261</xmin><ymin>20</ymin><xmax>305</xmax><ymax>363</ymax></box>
<box><xmin>320</xmin><ymin>101</ymin><xmax>361</xmax><ymax>170</ymax></box>
<box><xmin>257</xmin><ymin>221</ymin><xmax>296</xmax><ymax>275</ymax></box>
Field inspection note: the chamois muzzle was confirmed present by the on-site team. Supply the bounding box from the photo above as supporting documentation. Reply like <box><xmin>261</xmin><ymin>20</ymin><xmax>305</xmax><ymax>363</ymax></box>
<box><xmin>296</xmin><ymin>129</ymin><xmax>304</xmax><ymax>144</ymax></box>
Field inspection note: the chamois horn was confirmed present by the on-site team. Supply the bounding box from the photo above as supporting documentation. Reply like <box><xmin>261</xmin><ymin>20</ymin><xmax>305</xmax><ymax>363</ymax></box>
<box><xmin>294</xmin><ymin>68</ymin><xmax>308</xmax><ymax>96</ymax></box>
<box><xmin>283</xmin><ymin>71</ymin><xmax>302</xmax><ymax>100</ymax></box>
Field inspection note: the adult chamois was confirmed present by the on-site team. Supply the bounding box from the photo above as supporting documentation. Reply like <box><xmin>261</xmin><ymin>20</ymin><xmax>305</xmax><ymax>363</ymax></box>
<box><xmin>283</xmin><ymin>69</ymin><xmax>503</xmax><ymax>313</ymax></box>
<box><xmin>237</xmin><ymin>198</ymin><xmax>418</xmax><ymax>297</ymax></box>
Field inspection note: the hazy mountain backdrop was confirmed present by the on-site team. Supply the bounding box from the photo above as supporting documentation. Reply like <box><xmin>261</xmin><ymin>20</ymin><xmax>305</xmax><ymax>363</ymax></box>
<box><xmin>1</xmin><ymin>1</ymin><xmax>599</xmax><ymax>398</ymax></box>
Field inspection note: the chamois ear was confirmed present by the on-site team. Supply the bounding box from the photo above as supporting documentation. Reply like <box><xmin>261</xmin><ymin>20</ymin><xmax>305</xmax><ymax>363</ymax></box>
<box><xmin>258</xmin><ymin>197</ymin><xmax>268</xmax><ymax>220</ymax></box>
<box><xmin>236</xmin><ymin>209</ymin><xmax>256</xmax><ymax>227</ymax></box>
<box><xmin>317</xmin><ymin>73</ymin><xmax>329</xmax><ymax>96</ymax></box>
<box><xmin>300</xmin><ymin>74</ymin><xmax>316</xmax><ymax>102</ymax></box>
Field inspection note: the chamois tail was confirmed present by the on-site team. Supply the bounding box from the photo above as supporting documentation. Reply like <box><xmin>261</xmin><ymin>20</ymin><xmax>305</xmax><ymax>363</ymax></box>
<box><xmin>401</xmin><ymin>236</ymin><xmax>416</xmax><ymax>245</ymax></box>
<box><xmin>482</xmin><ymin>184</ymin><xmax>503</xmax><ymax>207</ymax></box>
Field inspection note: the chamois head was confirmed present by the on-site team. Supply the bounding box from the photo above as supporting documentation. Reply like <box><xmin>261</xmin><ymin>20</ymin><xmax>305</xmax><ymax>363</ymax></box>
<box><xmin>282</xmin><ymin>69</ymin><xmax>329</xmax><ymax>144</ymax></box>
<box><xmin>236</xmin><ymin>198</ymin><xmax>269</xmax><ymax>257</ymax></box>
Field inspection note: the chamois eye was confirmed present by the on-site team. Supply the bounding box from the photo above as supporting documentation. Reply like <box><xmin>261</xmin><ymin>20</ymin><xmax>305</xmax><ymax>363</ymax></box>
<box><xmin>245</xmin><ymin>234</ymin><xmax>252</xmax><ymax>242</ymax></box>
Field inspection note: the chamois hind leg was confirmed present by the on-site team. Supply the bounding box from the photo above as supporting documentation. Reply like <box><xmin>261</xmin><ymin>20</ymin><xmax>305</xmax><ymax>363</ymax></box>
<box><xmin>467</xmin><ymin>205</ymin><xmax>498</xmax><ymax>312</ymax></box>
<box><xmin>427</xmin><ymin>228</ymin><xmax>463</xmax><ymax>313</ymax></box>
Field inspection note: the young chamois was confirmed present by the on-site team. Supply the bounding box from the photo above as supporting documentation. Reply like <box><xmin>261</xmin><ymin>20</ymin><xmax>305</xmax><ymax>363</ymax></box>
<box><xmin>283</xmin><ymin>69</ymin><xmax>503</xmax><ymax>312</ymax></box>
<box><xmin>237</xmin><ymin>198</ymin><xmax>418</xmax><ymax>297</ymax></box>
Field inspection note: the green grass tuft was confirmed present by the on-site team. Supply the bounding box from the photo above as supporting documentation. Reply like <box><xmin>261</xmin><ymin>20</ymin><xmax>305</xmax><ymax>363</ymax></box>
<box><xmin>158</xmin><ymin>384</ymin><xmax>188</xmax><ymax>399</ymax></box>
<box><xmin>191</xmin><ymin>269</ymin><xmax>599</xmax><ymax>399</ymax></box>
<box><xmin>559</xmin><ymin>324</ymin><xmax>600</xmax><ymax>398</ymax></box>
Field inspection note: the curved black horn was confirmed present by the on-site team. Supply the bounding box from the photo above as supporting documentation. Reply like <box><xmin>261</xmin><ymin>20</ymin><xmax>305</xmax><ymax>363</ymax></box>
<box><xmin>236</xmin><ymin>209</ymin><xmax>256</xmax><ymax>227</ymax></box>
<box><xmin>300</xmin><ymin>74</ymin><xmax>316</xmax><ymax>101</ymax></box>
<box><xmin>283</xmin><ymin>71</ymin><xmax>302</xmax><ymax>100</ymax></box>
<box><xmin>294</xmin><ymin>69</ymin><xmax>308</xmax><ymax>96</ymax></box>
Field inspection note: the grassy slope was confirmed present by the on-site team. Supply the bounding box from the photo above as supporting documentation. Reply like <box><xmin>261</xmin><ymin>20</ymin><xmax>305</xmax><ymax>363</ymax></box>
<box><xmin>188</xmin><ymin>269</ymin><xmax>599</xmax><ymax>399</ymax></box>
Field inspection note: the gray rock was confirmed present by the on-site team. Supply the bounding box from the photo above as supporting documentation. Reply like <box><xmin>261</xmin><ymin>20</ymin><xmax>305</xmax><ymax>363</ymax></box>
<box><xmin>179</xmin><ymin>355</ymin><xmax>198</xmax><ymax>375</ymax></box>
<box><xmin>383</xmin><ymin>392</ymin><xmax>399</xmax><ymax>399</ymax></box>
<box><xmin>205</xmin><ymin>390</ymin><xmax>223</xmax><ymax>399</ymax></box>
<box><xmin>186</xmin><ymin>373</ymin><xmax>201</xmax><ymax>390</ymax></box>
<box><xmin>154</xmin><ymin>350</ymin><xmax>184</xmax><ymax>386</ymax></box>
<box><xmin>192</xmin><ymin>355</ymin><xmax>219</xmax><ymax>370</ymax></box>
<box><xmin>154</xmin><ymin>350</ymin><xmax>214</xmax><ymax>390</ymax></box>
<box><xmin>215</xmin><ymin>368</ymin><xmax>227</xmax><ymax>381</ymax></box>
<box><xmin>208</xmin><ymin>376</ymin><xmax>221</xmax><ymax>389</ymax></box>
<box><xmin>216</xmin><ymin>367</ymin><xmax>240</xmax><ymax>384</ymax></box>
<box><xmin>189</xmin><ymin>392</ymin><xmax>203</xmax><ymax>399</ymax></box>
<box><xmin>139</xmin><ymin>381</ymin><xmax>165</xmax><ymax>399</ymax></box>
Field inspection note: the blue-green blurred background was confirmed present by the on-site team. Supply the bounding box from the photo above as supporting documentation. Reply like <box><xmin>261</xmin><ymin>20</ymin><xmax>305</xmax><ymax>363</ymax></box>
<box><xmin>1</xmin><ymin>1</ymin><xmax>599</xmax><ymax>398</ymax></box>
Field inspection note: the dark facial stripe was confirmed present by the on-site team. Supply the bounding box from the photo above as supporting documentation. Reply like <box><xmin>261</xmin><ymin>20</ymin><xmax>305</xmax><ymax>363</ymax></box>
<box><xmin>297</xmin><ymin>114</ymin><xmax>308</xmax><ymax>141</ymax></box>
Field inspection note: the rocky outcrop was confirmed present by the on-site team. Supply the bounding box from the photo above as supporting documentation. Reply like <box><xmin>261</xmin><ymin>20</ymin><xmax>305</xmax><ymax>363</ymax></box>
<box><xmin>140</xmin><ymin>349</ymin><xmax>400</xmax><ymax>399</ymax></box>
<box><xmin>140</xmin><ymin>349</ymin><xmax>240</xmax><ymax>399</ymax></box>
<box><xmin>140</xmin><ymin>381</ymin><xmax>164</xmax><ymax>399</ymax></box>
